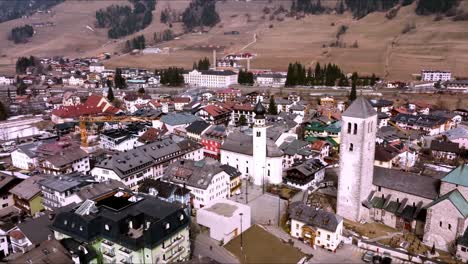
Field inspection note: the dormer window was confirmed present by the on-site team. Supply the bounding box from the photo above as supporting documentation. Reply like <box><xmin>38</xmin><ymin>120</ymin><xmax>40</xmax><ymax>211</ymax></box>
<box><xmin>105</xmin><ymin>224</ymin><xmax>110</xmax><ymax>231</ymax></box>
<box><xmin>180</xmin><ymin>214</ymin><xmax>184</xmax><ymax>221</ymax></box>
<box><xmin>165</xmin><ymin>223</ymin><xmax>170</xmax><ymax>230</ymax></box>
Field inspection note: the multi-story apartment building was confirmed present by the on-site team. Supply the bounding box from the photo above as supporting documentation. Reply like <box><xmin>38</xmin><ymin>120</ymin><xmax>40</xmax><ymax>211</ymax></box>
<box><xmin>163</xmin><ymin>159</ymin><xmax>231</xmax><ymax>209</ymax></box>
<box><xmin>183</xmin><ymin>69</ymin><xmax>238</xmax><ymax>88</ymax></box>
<box><xmin>91</xmin><ymin>138</ymin><xmax>203</xmax><ymax>190</ymax></box>
<box><xmin>201</xmin><ymin>125</ymin><xmax>227</xmax><ymax>160</ymax></box>
<box><xmin>51</xmin><ymin>190</ymin><xmax>191</xmax><ymax>263</ymax></box>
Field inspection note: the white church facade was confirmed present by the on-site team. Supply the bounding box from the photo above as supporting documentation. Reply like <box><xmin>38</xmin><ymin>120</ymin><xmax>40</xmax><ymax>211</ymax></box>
<box><xmin>220</xmin><ymin>101</ymin><xmax>283</xmax><ymax>186</ymax></box>
<box><xmin>336</xmin><ymin>97</ymin><xmax>468</xmax><ymax>255</ymax></box>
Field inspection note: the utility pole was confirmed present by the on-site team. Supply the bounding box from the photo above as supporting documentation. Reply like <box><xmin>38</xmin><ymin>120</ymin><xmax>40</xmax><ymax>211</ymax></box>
<box><xmin>277</xmin><ymin>195</ymin><xmax>281</xmax><ymax>227</ymax></box>
<box><xmin>239</xmin><ymin>212</ymin><xmax>244</xmax><ymax>261</ymax></box>
<box><xmin>245</xmin><ymin>178</ymin><xmax>248</xmax><ymax>204</ymax></box>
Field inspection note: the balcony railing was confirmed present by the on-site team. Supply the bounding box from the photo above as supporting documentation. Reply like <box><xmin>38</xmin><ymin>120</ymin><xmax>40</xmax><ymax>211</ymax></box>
<box><xmin>118</xmin><ymin>247</ymin><xmax>132</xmax><ymax>257</ymax></box>
<box><xmin>102</xmin><ymin>250</ymin><xmax>116</xmax><ymax>259</ymax></box>
<box><xmin>164</xmin><ymin>247</ymin><xmax>186</xmax><ymax>262</ymax></box>
<box><xmin>162</xmin><ymin>235</ymin><xmax>185</xmax><ymax>251</ymax></box>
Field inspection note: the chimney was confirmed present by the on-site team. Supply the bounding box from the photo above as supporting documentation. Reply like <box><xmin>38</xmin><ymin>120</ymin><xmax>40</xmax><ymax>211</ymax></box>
<box><xmin>212</xmin><ymin>49</ymin><xmax>216</xmax><ymax>70</ymax></box>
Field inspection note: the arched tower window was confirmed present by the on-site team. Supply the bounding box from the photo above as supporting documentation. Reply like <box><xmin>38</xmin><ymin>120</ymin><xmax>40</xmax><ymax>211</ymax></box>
<box><xmin>347</xmin><ymin>123</ymin><xmax>351</xmax><ymax>134</ymax></box>
<box><xmin>349</xmin><ymin>143</ymin><xmax>353</xmax><ymax>152</ymax></box>
<box><xmin>256</xmin><ymin>131</ymin><xmax>261</xmax><ymax>137</ymax></box>
<box><xmin>353</xmin><ymin>123</ymin><xmax>357</xmax><ymax>135</ymax></box>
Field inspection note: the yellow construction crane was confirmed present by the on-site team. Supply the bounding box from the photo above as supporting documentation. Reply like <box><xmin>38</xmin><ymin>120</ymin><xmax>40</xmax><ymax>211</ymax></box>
<box><xmin>79</xmin><ymin>115</ymin><xmax>160</xmax><ymax>147</ymax></box>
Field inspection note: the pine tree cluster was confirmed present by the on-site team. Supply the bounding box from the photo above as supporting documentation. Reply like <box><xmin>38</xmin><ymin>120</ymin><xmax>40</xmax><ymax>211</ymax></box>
<box><xmin>114</xmin><ymin>68</ymin><xmax>127</xmax><ymax>89</ymax></box>
<box><xmin>193</xmin><ymin>58</ymin><xmax>210</xmax><ymax>70</ymax></box>
<box><xmin>0</xmin><ymin>0</ymin><xmax>63</xmax><ymax>23</ymax></box>
<box><xmin>416</xmin><ymin>0</ymin><xmax>459</xmax><ymax>15</ymax></box>
<box><xmin>182</xmin><ymin>0</ymin><xmax>220</xmax><ymax>31</ymax></box>
<box><xmin>124</xmin><ymin>35</ymin><xmax>146</xmax><ymax>52</ymax></box>
<box><xmin>158</xmin><ymin>68</ymin><xmax>185</xmax><ymax>86</ymax></box>
<box><xmin>237</xmin><ymin>69</ymin><xmax>254</xmax><ymax>85</ymax></box>
<box><xmin>345</xmin><ymin>0</ymin><xmax>400</xmax><ymax>19</ymax></box>
<box><xmin>96</xmin><ymin>0</ymin><xmax>156</xmax><ymax>39</ymax></box>
<box><xmin>16</xmin><ymin>56</ymin><xmax>36</xmax><ymax>74</ymax></box>
<box><xmin>285</xmin><ymin>62</ymin><xmax>347</xmax><ymax>87</ymax></box>
<box><xmin>10</xmin><ymin>24</ymin><xmax>34</xmax><ymax>44</ymax></box>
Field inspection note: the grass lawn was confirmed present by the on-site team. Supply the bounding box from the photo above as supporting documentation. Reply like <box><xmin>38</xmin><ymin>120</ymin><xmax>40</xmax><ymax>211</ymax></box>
<box><xmin>225</xmin><ymin>225</ymin><xmax>304</xmax><ymax>264</ymax></box>
<box><xmin>344</xmin><ymin>220</ymin><xmax>398</xmax><ymax>239</ymax></box>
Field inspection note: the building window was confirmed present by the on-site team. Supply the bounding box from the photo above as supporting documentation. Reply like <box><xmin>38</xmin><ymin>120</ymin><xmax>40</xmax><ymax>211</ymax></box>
<box><xmin>268</xmin><ymin>170</ymin><xmax>270</xmax><ymax>176</ymax></box>
<box><xmin>462</xmin><ymin>247</ymin><xmax>467</xmax><ymax>252</ymax></box>
<box><xmin>327</xmin><ymin>234</ymin><xmax>330</xmax><ymax>241</ymax></box>
<box><xmin>439</xmin><ymin>221</ymin><xmax>442</xmax><ymax>227</ymax></box>
<box><xmin>256</xmin><ymin>131</ymin><xmax>261</xmax><ymax>137</ymax></box>
<box><xmin>353</xmin><ymin>123</ymin><xmax>357</xmax><ymax>135</ymax></box>
<box><xmin>449</xmin><ymin>224</ymin><xmax>452</xmax><ymax>230</ymax></box>
<box><xmin>246</xmin><ymin>167</ymin><xmax>249</xmax><ymax>174</ymax></box>
<box><xmin>105</xmin><ymin>224</ymin><xmax>110</xmax><ymax>231</ymax></box>
<box><xmin>378</xmin><ymin>186</ymin><xmax>381</xmax><ymax>192</ymax></box>
<box><xmin>349</xmin><ymin>143</ymin><xmax>353</xmax><ymax>152</ymax></box>
<box><xmin>347</xmin><ymin>123</ymin><xmax>351</xmax><ymax>134</ymax></box>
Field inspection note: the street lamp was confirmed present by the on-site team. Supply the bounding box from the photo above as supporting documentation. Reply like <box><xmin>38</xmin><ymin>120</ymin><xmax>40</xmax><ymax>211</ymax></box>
<box><xmin>239</xmin><ymin>212</ymin><xmax>244</xmax><ymax>257</ymax></box>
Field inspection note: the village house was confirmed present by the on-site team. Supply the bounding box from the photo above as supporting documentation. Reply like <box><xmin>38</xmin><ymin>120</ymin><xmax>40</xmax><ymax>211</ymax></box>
<box><xmin>9</xmin><ymin>175</ymin><xmax>45</xmax><ymax>216</ymax></box>
<box><xmin>139</xmin><ymin>179</ymin><xmax>191</xmax><ymax>216</ymax></box>
<box><xmin>255</xmin><ymin>73</ymin><xmax>286</xmax><ymax>87</ymax></box>
<box><xmin>393</xmin><ymin>113</ymin><xmax>451</xmax><ymax>136</ymax></box>
<box><xmin>195</xmin><ymin>104</ymin><xmax>231</xmax><ymax>125</ymax></box>
<box><xmin>216</xmin><ymin>88</ymin><xmax>241</xmax><ymax>102</ymax></box>
<box><xmin>201</xmin><ymin>125</ymin><xmax>227</xmax><ymax>160</ymax></box>
<box><xmin>163</xmin><ymin>159</ymin><xmax>231</xmax><ymax>209</ymax></box>
<box><xmin>430</xmin><ymin>140</ymin><xmax>462</xmax><ymax>160</ymax></box>
<box><xmin>284</xmin><ymin>159</ymin><xmax>327</xmax><ymax>190</ymax></box>
<box><xmin>289</xmin><ymin>201</ymin><xmax>343</xmax><ymax>251</ymax></box>
<box><xmin>185</xmin><ymin>121</ymin><xmax>210</xmax><ymax>142</ymax></box>
<box><xmin>173</xmin><ymin>97</ymin><xmax>191</xmax><ymax>111</ymax></box>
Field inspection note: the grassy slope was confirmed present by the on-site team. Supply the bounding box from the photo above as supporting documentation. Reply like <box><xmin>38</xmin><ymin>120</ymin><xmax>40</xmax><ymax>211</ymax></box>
<box><xmin>1</xmin><ymin>0</ymin><xmax>468</xmax><ymax>80</ymax></box>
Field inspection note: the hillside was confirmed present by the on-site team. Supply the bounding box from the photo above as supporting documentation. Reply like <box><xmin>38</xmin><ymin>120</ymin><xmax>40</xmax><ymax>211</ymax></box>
<box><xmin>0</xmin><ymin>0</ymin><xmax>468</xmax><ymax>80</ymax></box>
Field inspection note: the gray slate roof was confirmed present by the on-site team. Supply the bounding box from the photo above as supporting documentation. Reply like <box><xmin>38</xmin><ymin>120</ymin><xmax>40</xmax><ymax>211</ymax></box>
<box><xmin>373</xmin><ymin>166</ymin><xmax>440</xmax><ymax>200</ymax></box>
<box><xmin>161</xmin><ymin>113</ymin><xmax>201</xmax><ymax>126</ymax></box>
<box><xmin>164</xmin><ymin>159</ymin><xmax>223</xmax><ymax>190</ymax></box>
<box><xmin>221</xmin><ymin>131</ymin><xmax>283</xmax><ymax>157</ymax></box>
<box><xmin>289</xmin><ymin>201</ymin><xmax>342</xmax><ymax>232</ymax></box>
<box><xmin>343</xmin><ymin>96</ymin><xmax>377</xmax><ymax>118</ymax></box>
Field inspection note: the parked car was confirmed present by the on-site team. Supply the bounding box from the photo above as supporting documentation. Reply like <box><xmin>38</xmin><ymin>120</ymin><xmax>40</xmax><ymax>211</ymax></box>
<box><xmin>362</xmin><ymin>251</ymin><xmax>374</xmax><ymax>262</ymax></box>
<box><xmin>372</xmin><ymin>255</ymin><xmax>383</xmax><ymax>264</ymax></box>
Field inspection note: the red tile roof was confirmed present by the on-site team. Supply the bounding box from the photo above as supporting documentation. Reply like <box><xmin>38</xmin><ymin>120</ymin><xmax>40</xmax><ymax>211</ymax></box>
<box><xmin>174</xmin><ymin>97</ymin><xmax>191</xmax><ymax>103</ymax></box>
<box><xmin>202</xmin><ymin>105</ymin><xmax>231</xmax><ymax>117</ymax></box>
<box><xmin>311</xmin><ymin>140</ymin><xmax>328</xmax><ymax>151</ymax></box>
<box><xmin>51</xmin><ymin>94</ymin><xmax>120</xmax><ymax>118</ymax></box>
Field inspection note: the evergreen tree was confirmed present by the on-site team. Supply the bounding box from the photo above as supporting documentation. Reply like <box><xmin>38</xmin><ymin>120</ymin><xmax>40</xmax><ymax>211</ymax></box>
<box><xmin>17</xmin><ymin>81</ymin><xmax>27</xmax><ymax>96</ymax></box>
<box><xmin>268</xmin><ymin>96</ymin><xmax>278</xmax><ymax>115</ymax></box>
<box><xmin>106</xmin><ymin>79</ymin><xmax>113</xmax><ymax>89</ymax></box>
<box><xmin>238</xmin><ymin>114</ymin><xmax>247</xmax><ymax>126</ymax></box>
<box><xmin>349</xmin><ymin>72</ymin><xmax>358</xmax><ymax>101</ymax></box>
<box><xmin>0</xmin><ymin>101</ymin><xmax>7</xmax><ymax>121</ymax></box>
<box><xmin>370</xmin><ymin>73</ymin><xmax>377</xmax><ymax>86</ymax></box>
<box><xmin>114</xmin><ymin>68</ymin><xmax>127</xmax><ymax>89</ymax></box>
<box><xmin>107</xmin><ymin>85</ymin><xmax>115</xmax><ymax>102</ymax></box>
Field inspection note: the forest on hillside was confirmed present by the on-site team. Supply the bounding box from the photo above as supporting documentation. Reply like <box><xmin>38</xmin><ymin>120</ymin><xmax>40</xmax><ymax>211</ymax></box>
<box><xmin>292</xmin><ymin>0</ymin><xmax>461</xmax><ymax>19</ymax></box>
<box><xmin>0</xmin><ymin>0</ymin><xmax>63</xmax><ymax>23</ymax></box>
<box><xmin>95</xmin><ymin>0</ymin><xmax>156</xmax><ymax>39</ymax></box>
<box><xmin>182</xmin><ymin>0</ymin><xmax>220</xmax><ymax>31</ymax></box>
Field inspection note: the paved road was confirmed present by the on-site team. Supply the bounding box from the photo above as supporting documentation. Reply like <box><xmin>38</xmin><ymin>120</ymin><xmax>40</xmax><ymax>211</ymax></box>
<box><xmin>192</xmin><ymin>232</ymin><xmax>240</xmax><ymax>264</ymax></box>
<box><xmin>263</xmin><ymin>225</ymin><xmax>365</xmax><ymax>264</ymax></box>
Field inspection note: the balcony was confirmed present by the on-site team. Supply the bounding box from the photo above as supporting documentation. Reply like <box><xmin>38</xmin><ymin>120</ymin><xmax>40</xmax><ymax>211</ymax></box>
<box><xmin>101</xmin><ymin>240</ymin><xmax>114</xmax><ymax>251</ymax></box>
<box><xmin>102</xmin><ymin>250</ymin><xmax>116</xmax><ymax>263</ymax></box>
<box><xmin>162</xmin><ymin>235</ymin><xmax>185</xmax><ymax>251</ymax></box>
<box><xmin>163</xmin><ymin>247</ymin><xmax>186</xmax><ymax>263</ymax></box>
<box><xmin>118</xmin><ymin>247</ymin><xmax>132</xmax><ymax>257</ymax></box>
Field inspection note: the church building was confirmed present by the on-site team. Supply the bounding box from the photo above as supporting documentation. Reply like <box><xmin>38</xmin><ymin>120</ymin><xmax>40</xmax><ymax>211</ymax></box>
<box><xmin>336</xmin><ymin>97</ymin><xmax>468</xmax><ymax>254</ymax></box>
<box><xmin>220</xmin><ymin>101</ymin><xmax>283</xmax><ymax>186</ymax></box>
